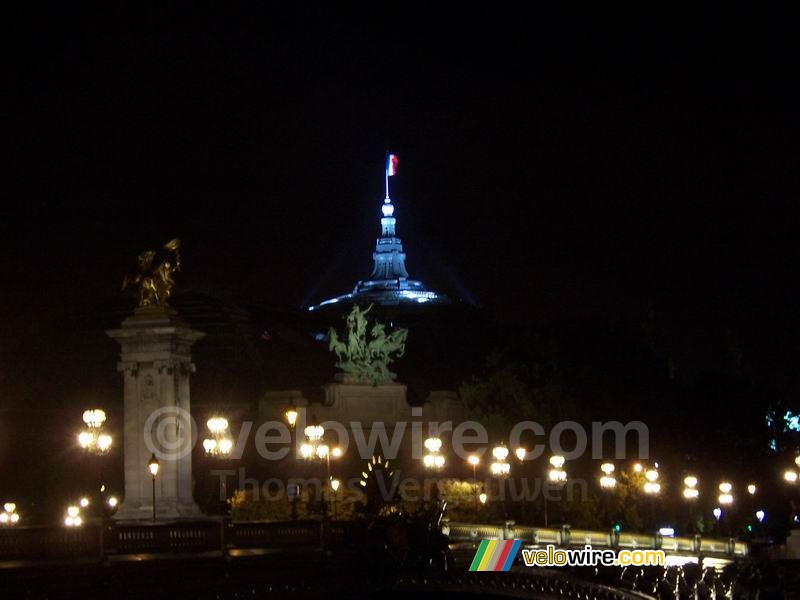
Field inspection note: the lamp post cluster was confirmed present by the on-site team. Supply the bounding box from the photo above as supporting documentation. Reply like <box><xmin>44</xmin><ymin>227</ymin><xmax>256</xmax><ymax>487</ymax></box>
<box><xmin>643</xmin><ymin>467</ymin><xmax>661</xmax><ymax>495</ymax></box>
<box><xmin>423</xmin><ymin>437</ymin><xmax>446</xmax><ymax>470</ymax></box>
<box><xmin>63</xmin><ymin>504</ymin><xmax>83</xmax><ymax>527</ymax></box>
<box><xmin>599</xmin><ymin>462</ymin><xmax>616</xmax><ymax>489</ymax></box>
<box><xmin>490</xmin><ymin>445</ymin><xmax>511</xmax><ymax>477</ymax></box>
<box><xmin>203</xmin><ymin>417</ymin><xmax>234</xmax><ymax>457</ymax></box>
<box><xmin>78</xmin><ymin>409</ymin><xmax>112</xmax><ymax>454</ymax></box>
<box><xmin>298</xmin><ymin>421</ymin><xmax>344</xmax><ymax>516</ymax></box>
<box><xmin>0</xmin><ymin>503</ymin><xmax>19</xmax><ymax>526</ymax></box>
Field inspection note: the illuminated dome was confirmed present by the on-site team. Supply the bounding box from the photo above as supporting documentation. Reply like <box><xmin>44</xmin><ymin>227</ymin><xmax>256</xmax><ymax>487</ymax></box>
<box><xmin>308</xmin><ymin>189</ymin><xmax>449</xmax><ymax>310</ymax></box>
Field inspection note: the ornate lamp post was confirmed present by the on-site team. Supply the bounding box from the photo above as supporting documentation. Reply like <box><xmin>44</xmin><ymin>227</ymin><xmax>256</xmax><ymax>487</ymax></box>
<box><xmin>0</xmin><ymin>503</ymin><xmax>19</xmax><ymax>526</ymax></box>
<box><xmin>285</xmin><ymin>400</ymin><xmax>298</xmax><ymax>430</ymax></box>
<box><xmin>642</xmin><ymin>467</ymin><xmax>661</xmax><ymax>531</ymax></box>
<box><xmin>545</xmin><ymin>455</ymin><xmax>567</xmax><ymax>528</ymax></box>
<box><xmin>599</xmin><ymin>462</ymin><xmax>616</xmax><ymax>489</ymax></box>
<box><xmin>203</xmin><ymin>417</ymin><xmax>234</xmax><ymax>457</ymax></box>
<box><xmin>64</xmin><ymin>505</ymin><xmax>82</xmax><ymax>527</ymax></box>
<box><xmin>147</xmin><ymin>453</ymin><xmax>160</xmax><ymax>522</ymax></box>
<box><xmin>330</xmin><ymin>478</ymin><xmax>341</xmax><ymax>519</ymax></box>
<box><xmin>299</xmin><ymin>422</ymin><xmax>342</xmax><ymax>516</ymax></box>
<box><xmin>490</xmin><ymin>445</ymin><xmax>510</xmax><ymax>477</ymax></box>
<box><xmin>423</xmin><ymin>437</ymin><xmax>445</xmax><ymax>471</ymax></box>
<box><xmin>681</xmin><ymin>476</ymin><xmax>699</xmax><ymax>533</ymax></box>
<box><xmin>78</xmin><ymin>409</ymin><xmax>112</xmax><ymax>454</ymax></box>
<box><xmin>468</xmin><ymin>455</ymin><xmax>480</xmax><ymax>516</ymax></box>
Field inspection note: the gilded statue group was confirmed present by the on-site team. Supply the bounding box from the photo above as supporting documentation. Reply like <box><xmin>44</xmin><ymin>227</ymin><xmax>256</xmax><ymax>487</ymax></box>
<box><xmin>122</xmin><ymin>238</ymin><xmax>182</xmax><ymax>308</ymax></box>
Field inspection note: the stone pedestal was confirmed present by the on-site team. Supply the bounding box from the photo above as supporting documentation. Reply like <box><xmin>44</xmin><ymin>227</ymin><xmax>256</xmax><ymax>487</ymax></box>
<box><xmin>107</xmin><ymin>307</ymin><xmax>205</xmax><ymax>521</ymax></box>
<box><xmin>322</xmin><ymin>379</ymin><xmax>410</xmax><ymax>428</ymax></box>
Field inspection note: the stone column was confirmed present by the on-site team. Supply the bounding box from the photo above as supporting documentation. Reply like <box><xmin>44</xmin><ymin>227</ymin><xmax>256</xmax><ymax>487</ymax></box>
<box><xmin>107</xmin><ymin>307</ymin><xmax>204</xmax><ymax>521</ymax></box>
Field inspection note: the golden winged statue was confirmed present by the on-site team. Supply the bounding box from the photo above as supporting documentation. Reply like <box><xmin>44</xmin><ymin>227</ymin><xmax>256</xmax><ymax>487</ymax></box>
<box><xmin>122</xmin><ymin>238</ymin><xmax>182</xmax><ymax>308</ymax></box>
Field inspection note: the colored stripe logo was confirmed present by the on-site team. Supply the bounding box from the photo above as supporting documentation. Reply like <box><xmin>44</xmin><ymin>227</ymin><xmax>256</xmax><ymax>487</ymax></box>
<box><xmin>469</xmin><ymin>540</ymin><xmax>522</xmax><ymax>571</ymax></box>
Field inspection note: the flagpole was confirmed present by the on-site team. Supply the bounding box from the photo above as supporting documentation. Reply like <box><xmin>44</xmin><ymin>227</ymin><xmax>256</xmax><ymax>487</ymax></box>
<box><xmin>385</xmin><ymin>156</ymin><xmax>389</xmax><ymax>199</ymax></box>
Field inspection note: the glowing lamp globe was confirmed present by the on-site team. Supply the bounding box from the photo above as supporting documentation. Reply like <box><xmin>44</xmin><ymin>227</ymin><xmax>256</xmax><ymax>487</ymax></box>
<box><xmin>82</xmin><ymin>409</ymin><xmax>106</xmax><ymax>428</ymax></box>
<box><xmin>492</xmin><ymin>445</ymin><xmax>508</xmax><ymax>461</ymax></box>
<box><xmin>424</xmin><ymin>437</ymin><xmax>442</xmax><ymax>453</ymax></box>
<box><xmin>147</xmin><ymin>454</ymin><xmax>160</xmax><ymax>477</ymax></box>
<box><xmin>207</xmin><ymin>417</ymin><xmax>228</xmax><ymax>434</ymax></box>
<box><xmin>97</xmin><ymin>434</ymin><xmax>112</xmax><ymax>452</ymax></box>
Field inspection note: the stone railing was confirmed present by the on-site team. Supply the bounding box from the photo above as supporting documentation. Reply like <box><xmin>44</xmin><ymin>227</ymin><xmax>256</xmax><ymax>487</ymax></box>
<box><xmin>443</xmin><ymin>520</ymin><xmax>749</xmax><ymax>559</ymax></box>
<box><xmin>0</xmin><ymin>519</ymin><xmax>369</xmax><ymax>563</ymax></box>
<box><xmin>0</xmin><ymin>518</ymin><xmax>748</xmax><ymax>564</ymax></box>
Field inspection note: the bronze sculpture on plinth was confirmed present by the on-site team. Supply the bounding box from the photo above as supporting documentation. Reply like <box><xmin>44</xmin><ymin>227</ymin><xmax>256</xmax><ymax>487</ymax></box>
<box><xmin>122</xmin><ymin>238</ymin><xmax>181</xmax><ymax>309</ymax></box>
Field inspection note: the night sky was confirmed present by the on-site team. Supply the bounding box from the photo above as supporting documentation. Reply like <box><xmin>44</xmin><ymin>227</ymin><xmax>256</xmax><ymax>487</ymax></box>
<box><xmin>3</xmin><ymin>6</ymin><xmax>800</xmax><ymax>511</ymax></box>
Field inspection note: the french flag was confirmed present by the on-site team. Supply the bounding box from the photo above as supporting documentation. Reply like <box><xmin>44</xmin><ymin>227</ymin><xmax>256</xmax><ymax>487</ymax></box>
<box><xmin>386</xmin><ymin>154</ymin><xmax>399</xmax><ymax>177</ymax></box>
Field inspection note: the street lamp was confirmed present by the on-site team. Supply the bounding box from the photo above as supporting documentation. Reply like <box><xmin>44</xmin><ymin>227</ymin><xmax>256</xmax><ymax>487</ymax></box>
<box><xmin>515</xmin><ymin>447</ymin><xmax>527</xmax><ymax>462</ymax></box>
<box><xmin>79</xmin><ymin>497</ymin><xmax>90</xmax><ymax>508</ymax></box>
<box><xmin>633</xmin><ymin>463</ymin><xmax>643</xmax><ymax>473</ymax></box>
<box><xmin>1</xmin><ymin>503</ymin><xmax>19</xmax><ymax>526</ymax></box>
<box><xmin>545</xmin><ymin>455</ymin><xmax>567</xmax><ymax>528</ymax></box>
<box><xmin>64</xmin><ymin>505</ymin><xmax>82</xmax><ymax>527</ymax></box>
<box><xmin>203</xmin><ymin>417</ymin><xmax>233</xmax><ymax>457</ymax></box>
<box><xmin>643</xmin><ymin>468</ymin><xmax>661</xmax><ymax>494</ymax></box>
<box><xmin>599</xmin><ymin>462</ymin><xmax>616</xmax><ymax>489</ymax></box>
<box><xmin>683</xmin><ymin>475</ymin><xmax>699</xmax><ymax>500</ymax></box>
<box><xmin>490</xmin><ymin>445</ymin><xmax>510</xmax><ymax>477</ymax></box>
<box><xmin>747</xmin><ymin>484</ymin><xmax>756</xmax><ymax>496</ymax></box>
<box><xmin>147</xmin><ymin>453</ymin><xmax>159</xmax><ymax>522</ymax></box>
<box><xmin>330</xmin><ymin>478</ymin><xmax>341</xmax><ymax>519</ymax></box>
<box><xmin>718</xmin><ymin>482</ymin><xmax>733</xmax><ymax>505</ymax></box>
<box><xmin>479</xmin><ymin>492</ymin><xmax>487</xmax><ymax>505</ymax></box>
<box><xmin>285</xmin><ymin>400</ymin><xmax>298</xmax><ymax>430</ymax></box>
<box><xmin>107</xmin><ymin>496</ymin><xmax>118</xmax><ymax>509</ymax></box>
<box><xmin>78</xmin><ymin>408</ymin><xmax>112</xmax><ymax>454</ymax></box>
<box><xmin>423</xmin><ymin>437</ymin><xmax>446</xmax><ymax>471</ymax></box>
<box><xmin>784</xmin><ymin>470</ymin><xmax>798</xmax><ymax>483</ymax></box>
